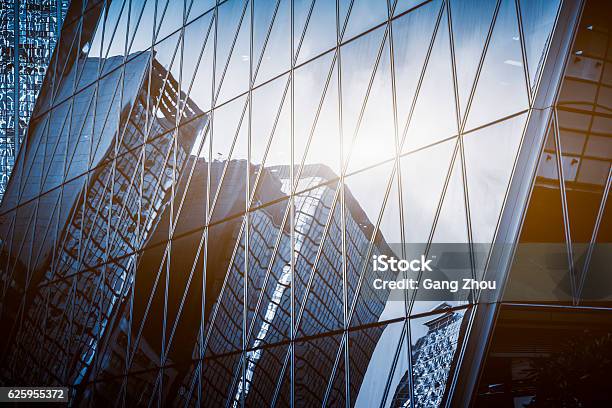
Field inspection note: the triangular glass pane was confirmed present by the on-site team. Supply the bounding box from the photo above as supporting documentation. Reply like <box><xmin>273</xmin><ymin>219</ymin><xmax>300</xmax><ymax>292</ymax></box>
<box><xmin>401</xmin><ymin>137</ymin><xmax>456</xmax><ymax>243</ymax></box>
<box><xmin>250</xmin><ymin>73</ymin><xmax>289</xmax><ymax>192</ymax></box>
<box><xmin>465</xmin><ymin>0</ymin><xmax>529</xmax><ymax>131</ymax></box>
<box><xmin>210</xmin><ymin>95</ymin><xmax>248</xmax><ymax>165</ymax></box>
<box><xmin>129</xmin><ymin>244</ymin><xmax>171</xmax><ymax>371</ymax></box>
<box><xmin>464</xmin><ymin>113</ymin><xmax>527</xmax><ymax>280</ymax></box>
<box><xmin>402</xmin><ymin>10</ymin><xmax>458</xmax><ymax>153</ymax></box>
<box><xmin>340</xmin><ymin>25</ymin><xmax>386</xmax><ymax>154</ymax></box>
<box><xmin>343</xmin><ymin>162</ymin><xmax>396</xmax><ymax>326</ymax></box>
<box><xmin>297</xmin><ymin>201</ymin><xmax>344</xmax><ymax>337</ymax></box>
<box><xmin>428</xmin><ymin>154</ymin><xmax>472</xmax><ymax>305</ymax></box>
<box><xmin>201</xmin><ymin>353</ymin><xmax>242</xmax><ymax>405</ymax></box>
<box><xmin>298</xmin><ymin>65</ymin><xmax>340</xmax><ymax>188</ymax></box>
<box><xmin>294</xmin><ymin>0</ymin><xmax>337</xmax><ymax>64</ymax></box>
<box><xmin>246</xmin><ymin>200</ymin><xmax>292</xmax><ymax>349</ymax></box>
<box><xmin>352</xmin><ymin>321</ymin><xmax>408</xmax><ymax>407</ymax></box>
<box><xmin>345</xmin><ymin>37</ymin><xmax>396</xmax><ymax>173</ymax></box>
<box><xmin>273</xmin><ymin>355</ymin><xmax>292</xmax><ymax>407</ymax></box>
<box><xmin>464</xmin><ymin>113</ymin><xmax>527</xmax><ymax>245</ymax></box>
<box><xmin>409</xmin><ymin>307</ymin><xmax>466</xmax><ymax>406</ymax></box>
<box><xmin>160</xmin><ymin>230</ymin><xmax>207</xmax><ymax>367</ymax></box>
<box><xmin>209</xmin><ymin>95</ymin><xmax>248</xmax><ymax>223</ymax></box>
<box><xmin>171</xmin><ymin>152</ymin><xmax>209</xmax><ymax>240</ymax></box>
<box><xmin>216</xmin><ymin>1</ymin><xmax>251</xmax><ymax>105</ymax></box>
<box><xmin>341</xmin><ymin>0</ymin><xmax>388</xmax><ymax>41</ymax></box>
<box><xmin>253</xmin><ymin>0</ymin><xmax>291</xmax><ymax>86</ymax></box>
<box><xmin>181</xmin><ymin>11</ymin><xmax>215</xmax><ymax>114</ymax></box>
<box><xmin>393</xmin><ymin>0</ymin><xmax>441</xmax><ymax>130</ymax></box>
<box><xmin>187</xmin><ymin>0</ymin><xmax>215</xmax><ymax>23</ymax></box>
<box><xmin>156</xmin><ymin>0</ymin><xmax>185</xmax><ymax>42</ymax></box>
<box><xmin>103</xmin><ymin>0</ymin><xmax>129</xmax><ymax>59</ymax></box>
<box><xmin>251</xmin><ymin>87</ymin><xmax>292</xmax><ymax>206</ymax></box>
<box><xmin>241</xmin><ymin>343</ymin><xmax>290</xmax><ymax>406</ymax></box>
<box><xmin>506</xmin><ymin>127</ymin><xmax>573</xmax><ymax>303</ymax></box>
<box><xmin>294</xmin><ymin>334</ymin><xmax>342</xmax><ymax>405</ymax></box>
<box><xmin>128</xmin><ymin>0</ymin><xmax>156</xmax><ymax>55</ymax></box>
<box><xmin>86</xmin><ymin>5</ymin><xmax>105</xmax><ymax>61</ymax></box>
<box><xmin>519</xmin><ymin>0</ymin><xmax>561</xmax><ymax>91</ymax></box>
<box><xmin>151</xmin><ymin>29</ymin><xmax>182</xmax><ymax>94</ymax></box>
<box><xmin>558</xmin><ymin>125</ymin><xmax>607</xmax><ymax>290</ymax></box>
<box><xmin>580</xmin><ymin>191</ymin><xmax>611</xmax><ymax>304</ymax></box>
<box><xmin>293</xmin><ymin>181</ymin><xmax>339</xmax><ymax>331</ymax></box>
<box><xmin>325</xmin><ymin>340</ymin><xmax>346</xmax><ymax>406</ymax></box>
<box><xmin>394</xmin><ymin>0</ymin><xmax>431</xmax><ymax>16</ymax></box>
<box><xmin>215</xmin><ymin>0</ymin><xmax>249</xmax><ymax>104</ymax></box>
<box><xmin>293</xmin><ymin>50</ymin><xmax>335</xmax><ymax>173</ymax></box>
<box><xmin>450</xmin><ymin>0</ymin><xmax>497</xmax><ymax>120</ymax></box>
<box><xmin>204</xmin><ymin>219</ymin><xmax>246</xmax><ymax>357</ymax></box>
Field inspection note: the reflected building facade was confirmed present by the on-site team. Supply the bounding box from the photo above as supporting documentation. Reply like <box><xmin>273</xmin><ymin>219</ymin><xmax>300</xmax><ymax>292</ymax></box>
<box><xmin>391</xmin><ymin>304</ymin><xmax>464</xmax><ymax>408</ymax></box>
<box><xmin>0</xmin><ymin>0</ymin><xmax>70</xmax><ymax>199</ymax></box>
<box><xmin>0</xmin><ymin>0</ymin><xmax>611</xmax><ymax>406</ymax></box>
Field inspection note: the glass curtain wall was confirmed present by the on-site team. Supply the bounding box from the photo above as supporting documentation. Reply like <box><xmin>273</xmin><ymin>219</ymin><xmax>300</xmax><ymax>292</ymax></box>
<box><xmin>0</xmin><ymin>0</ymin><xmax>582</xmax><ymax>406</ymax></box>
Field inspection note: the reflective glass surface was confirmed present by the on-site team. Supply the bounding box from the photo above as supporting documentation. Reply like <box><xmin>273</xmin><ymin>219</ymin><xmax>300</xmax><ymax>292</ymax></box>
<box><xmin>0</xmin><ymin>0</ymin><xmax>588</xmax><ymax>405</ymax></box>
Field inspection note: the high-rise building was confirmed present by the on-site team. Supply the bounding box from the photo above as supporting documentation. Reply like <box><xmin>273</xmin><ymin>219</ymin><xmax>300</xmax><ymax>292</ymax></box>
<box><xmin>390</xmin><ymin>304</ymin><xmax>465</xmax><ymax>408</ymax></box>
<box><xmin>0</xmin><ymin>0</ymin><xmax>610</xmax><ymax>406</ymax></box>
<box><xmin>0</xmin><ymin>0</ymin><xmax>70</xmax><ymax>200</ymax></box>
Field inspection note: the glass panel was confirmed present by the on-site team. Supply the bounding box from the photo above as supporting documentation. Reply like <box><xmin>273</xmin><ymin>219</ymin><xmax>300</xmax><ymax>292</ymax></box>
<box><xmin>293</xmin><ymin>50</ymin><xmax>336</xmax><ymax>178</ymax></box>
<box><xmin>240</xmin><ymin>343</ymin><xmax>291</xmax><ymax>406</ymax></box>
<box><xmin>209</xmin><ymin>94</ymin><xmax>248</xmax><ymax>223</ymax></box>
<box><xmin>101</xmin><ymin>0</ymin><xmax>129</xmax><ymax>60</ymax></box>
<box><xmin>394</xmin><ymin>0</ymin><xmax>430</xmax><ymax>16</ymax></box>
<box><xmin>519</xmin><ymin>0</ymin><xmax>561</xmax><ymax>91</ymax></box>
<box><xmin>392</xmin><ymin>0</ymin><xmax>440</xmax><ymax>126</ymax></box>
<box><xmin>402</xmin><ymin>9</ymin><xmax>458</xmax><ymax>153</ymax></box>
<box><xmin>293</xmin><ymin>181</ymin><xmax>340</xmax><ymax>335</ymax></box>
<box><xmin>215</xmin><ymin>0</ymin><xmax>250</xmax><ymax>105</ymax></box>
<box><xmin>450</xmin><ymin>0</ymin><xmax>497</xmax><ymax>121</ymax></box>
<box><xmin>431</xmin><ymin>153</ymin><xmax>468</xmax><ymax>244</ymax></box>
<box><xmin>343</xmin><ymin>162</ymin><xmax>402</xmax><ymax>327</ymax></box>
<box><xmin>246</xmin><ymin>199</ymin><xmax>292</xmax><ymax>349</ymax></box>
<box><xmin>127</xmin><ymin>0</ymin><xmax>156</xmax><ymax>55</ymax></box>
<box><xmin>204</xmin><ymin>218</ymin><xmax>246</xmax><ymax>356</ymax></box>
<box><xmin>465</xmin><ymin>0</ymin><xmax>529</xmax><ymax>131</ymax></box>
<box><xmin>187</xmin><ymin>0</ymin><xmax>215</xmax><ymax>23</ymax></box>
<box><xmin>294</xmin><ymin>333</ymin><xmax>342</xmax><ymax>406</ymax></box>
<box><xmin>408</xmin><ymin>307</ymin><xmax>467</xmax><ymax>407</ymax></box>
<box><xmin>156</xmin><ymin>0</ymin><xmax>185</xmax><ymax>42</ymax></box>
<box><xmin>353</xmin><ymin>321</ymin><xmax>409</xmax><ymax>407</ymax></box>
<box><xmin>250</xmin><ymin>73</ymin><xmax>290</xmax><ymax>196</ymax></box>
<box><xmin>297</xmin><ymin>64</ymin><xmax>340</xmax><ymax>188</ymax></box>
<box><xmin>344</xmin><ymin>34</ymin><xmax>396</xmax><ymax>173</ymax></box>
<box><xmin>297</xmin><ymin>200</ymin><xmax>344</xmax><ymax>337</ymax></box>
<box><xmin>201</xmin><ymin>353</ymin><xmax>242</xmax><ymax>405</ymax></box>
<box><xmin>253</xmin><ymin>0</ymin><xmax>291</xmax><ymax>86</ymax></box>
<box><xmin>341</xmin><ymin>25</ymin><xmax>386</xmax><ymax>162</ymax></box>
<box><xmin>251</xmin><ymin>81</ymin><xmax>292</xmax><ymax>205</ymax></box>
<box><xmin>341</xmin><ymin>0</ymin><xmax>388</xmax><ymax>41</ymax></box>
<box><xmin>506</xmin><ymin>127</ymin><xmax>573</xmax><ymax>303</ymax></box>
<box><xmin>464</xmin><ymin>113</ymin><xmax>528</xmax><ymax>280</ymax></box>
<box><xmin>294</xmin><ymin>0</ymin><xmax>337</xmax><ymax>65</ymax></box>
<box><xmin>401</xmin><ymin>137</ymin><xmax>456</xmax><ymax>244</ymax></box>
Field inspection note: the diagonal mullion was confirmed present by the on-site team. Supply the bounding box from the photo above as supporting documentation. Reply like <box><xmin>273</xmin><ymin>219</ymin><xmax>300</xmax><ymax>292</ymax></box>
<box><xmin>576</xmin><ymin>165</ymin><xmax>612</xmax><ymax>300</ymax></box>
<box><xmin>446</xmin><ymin>0</ymin><xmax>477</xmax><ymax>293</ymax></box>
<box><xmin>552</xmin><ymin>109</ymin><xmax>577</xmax><ymax>303</ymax></box>
<box><xmin>212</xmin><ymin>0</ymin><xmax>251</xmax><ymax>107</ymax></box>
<box><xmin>396</xmin><ymin>0</ymin><xmax>445</xmax><ymax>152</ymax></box>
